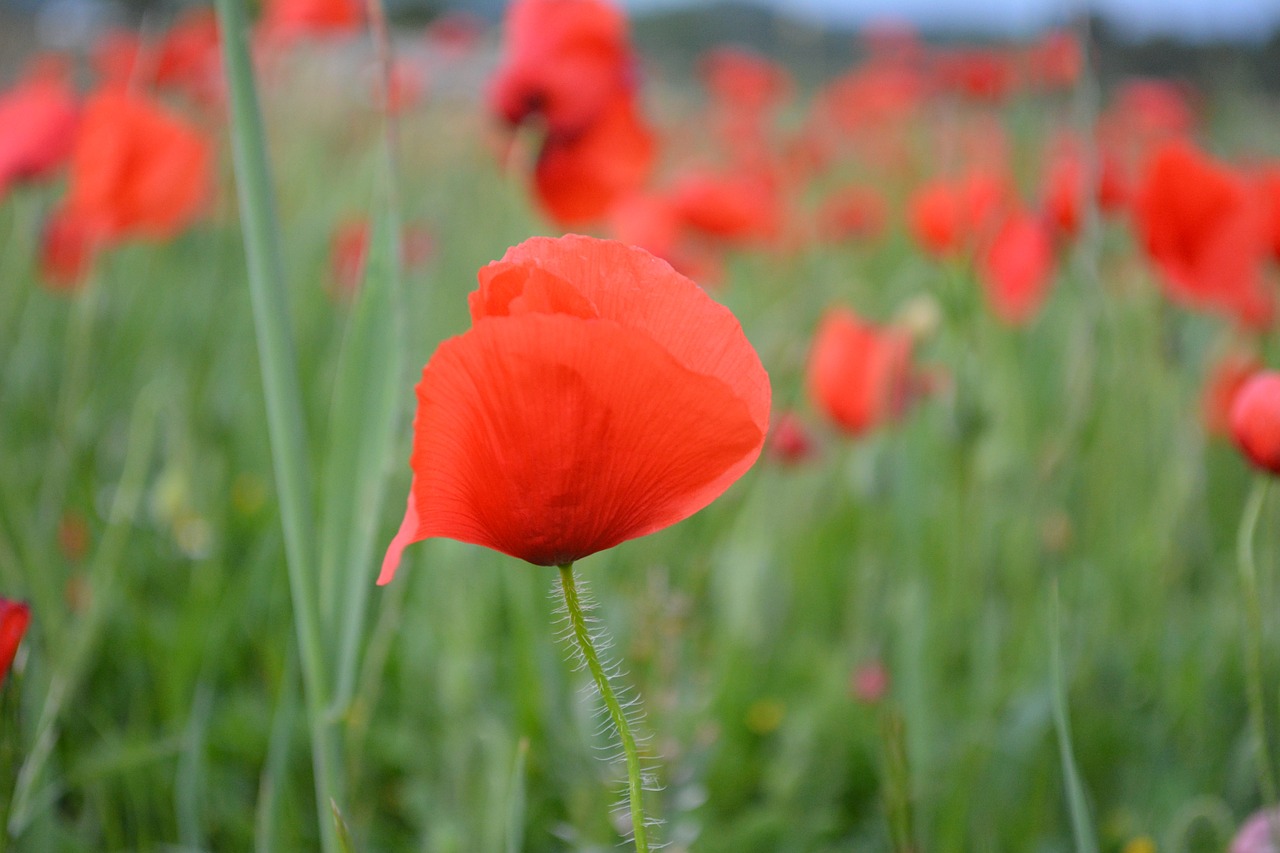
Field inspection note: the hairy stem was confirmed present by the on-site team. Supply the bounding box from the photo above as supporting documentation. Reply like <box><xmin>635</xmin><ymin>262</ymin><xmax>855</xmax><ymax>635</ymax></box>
<box><xmin>556</xmin><ymin>563</ymin><xmax>650</xmax><ymax>852</ymax></box>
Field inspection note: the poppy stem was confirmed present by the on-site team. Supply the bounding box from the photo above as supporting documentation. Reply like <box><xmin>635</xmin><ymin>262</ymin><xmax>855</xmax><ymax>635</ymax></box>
<box><xmin>1237</xmin><ymin>478</ymin><xmax>1278</xmax><ymax>812</ymax></box>
<box><xmin>556</xmin><ymin>563</ymin><xmax>651</xmax><ymax>852</ymax></box>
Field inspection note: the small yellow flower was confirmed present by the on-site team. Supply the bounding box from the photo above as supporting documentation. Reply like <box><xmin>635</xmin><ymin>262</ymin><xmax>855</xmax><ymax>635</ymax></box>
<box><xmin>1121</xmin><ymin>836</ymin><xmax>1156</xmax><ymax>853</ymax></box>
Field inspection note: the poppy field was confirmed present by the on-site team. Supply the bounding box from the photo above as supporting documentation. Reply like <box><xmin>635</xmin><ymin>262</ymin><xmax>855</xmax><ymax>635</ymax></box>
<box><xmin>3</xmin><ymin>0</ymin><xmax>1280</xmax><ymax>850</ymax></box>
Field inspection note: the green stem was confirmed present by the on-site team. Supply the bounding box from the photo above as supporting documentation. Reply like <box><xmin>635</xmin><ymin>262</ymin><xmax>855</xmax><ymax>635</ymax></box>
<box><xmin>1238</xmin><ymin>478</ymin><xmax>1277</xmax><ymax>811</ymax></box>
<box><xmin>213</xmin><ymin>0</ymin><xmax>342</xmax><ymax>849</ymax></box>
<box><xmin>1050</xmin><ymin>576</ymin><xmax>1098</xmax><ymax>853</ymax></box>
<box><xmin>556</xmin><ymin>564</ymin><xmax>650</xmax><ymax>852</ymax></box>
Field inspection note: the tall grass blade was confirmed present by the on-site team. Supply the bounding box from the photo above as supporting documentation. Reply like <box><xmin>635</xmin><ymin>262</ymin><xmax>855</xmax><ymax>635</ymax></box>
<box><xmin>212</xmin><ymin>1</ymin><xmax>342</xmax><ymax>849</ymax></box>
<box><xmin>321</xmin><ymin>196</ymin><xmax>404</xmax><ymax>711</ymax></box>
<box><xmin>1050</xmin><ymin>577</ymin><xmax>1098</xmax><ymax>853</ymax></box>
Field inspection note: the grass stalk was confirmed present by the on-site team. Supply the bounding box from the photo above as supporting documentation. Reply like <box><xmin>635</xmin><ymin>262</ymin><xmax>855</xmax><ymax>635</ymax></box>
<box><xmin>1050</xmin><ymin>576</ymin><xmax>1098</xmax><ymax>853</ymax></box>
<box><xmin>212</xmin><ymin>1</ymin><xmax>342</xmax><ymax>849</ymax></box>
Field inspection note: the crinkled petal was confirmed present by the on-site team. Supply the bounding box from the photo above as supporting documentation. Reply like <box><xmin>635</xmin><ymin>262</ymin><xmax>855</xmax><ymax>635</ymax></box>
<box><xmin>378</xmin><ymin>313</ymin><xmax>764</xmax><ymax>578</ymax></box>
<box><xmin>480</xmin><ymin>235</ymin><xmax>770</xmax><ymax>437</ymax></box>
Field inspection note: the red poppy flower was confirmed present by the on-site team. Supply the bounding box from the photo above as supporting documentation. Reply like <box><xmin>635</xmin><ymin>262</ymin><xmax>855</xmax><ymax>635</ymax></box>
<box><xmin>668</xmin><ymin>169</ymin><xmax>782</xmax><ymax>245</ymax></box>
<box><xmin>533</xmin><ymin>91</ymin><xmax>654</xmax><ymax>226</ymax></box>
<box><xmin>259</xmin><ymin>0</ymin><xmax>363</xmax><ymax>44</ymax></box>
<box><xmin>379</xmin><ymin>235</ymin><xmax>770</xmax><ymax>580</ymax></box>
<box><xmin>908</xmin><ymin>182</ymin><xmax>962</xmax><ymax>257</ymax></box>
<box><xmin>1134</xmin><ymin>139</ymin><xmax>1272</xmax><ymax>327</ymax></box>
<box><xmin>488</xmin><ymin>0</ymin><xmax>632</xmax><ymax>137</ymax></box>
<box><xmin>700</xmin><ymin>46</ymin><xmax>792</xmax><ymax>118</ymax></box>
<box><xmin>1230</xmin><ymin>371</ymin><xmax>1280</xmax><ymax>475</ymax></box>
<box><xmin>59</xmin><ymin>88</ymin><xmax>211</xmax><ymax>245</ymax></box>
<box><xmin>155</xmin><ymin>9</ymin><xmax>223</xmax><ymax>106</ymax></box>
<box><xmin>935</xmin><ymin>48</ymin><xmax>1016</xmax><ymax>103</ymax></box>
<box><xmin>979</xmin><ymin>211</ymin><xmax>1055</xmax><ymax>326</ymax></box>
<box><xmin>0</xmin><ymin>598</ymin><xmax>30</xmax><ymax>689</ymax></box>
<box><xmin>1203</xmin><ymin>348</ymin><xmax>1261</xmax><ymax>438</ymax></box>
<box><xmin>808</xmin><ymin>307</ymin><xmax>917</xmax><ymax>437</ymax></box>
<box><xmin>908</xmin><ymin>171</ymin><xmax>1010</xmax><ymax>258</ymax></box>
<box><xmin>0</xmin><ymin>61</ymin><xmax>78</xmax><ymax>199</ymax></box>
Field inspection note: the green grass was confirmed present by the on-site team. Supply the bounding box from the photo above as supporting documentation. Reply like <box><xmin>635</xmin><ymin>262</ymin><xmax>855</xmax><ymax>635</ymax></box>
<box><xmin>2</xmin><ymin>45</ymin><xmax>1279</xmax><ymax>853</ymax></box>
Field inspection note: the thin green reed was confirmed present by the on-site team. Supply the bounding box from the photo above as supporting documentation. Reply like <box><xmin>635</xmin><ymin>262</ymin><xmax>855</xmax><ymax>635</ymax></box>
<box><xmin>213</xmin><ymin>1</ymin><xmax>342</xmax><ymax>849</ymax></box>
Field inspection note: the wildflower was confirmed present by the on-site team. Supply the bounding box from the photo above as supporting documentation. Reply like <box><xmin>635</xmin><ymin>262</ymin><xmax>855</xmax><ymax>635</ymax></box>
<box><xmin>1230</xmin><ymin>371</ymin><xmax>1280</xmax><ymax>475</ymax></box>
<box><xmin>979</xmin><ymin>211</ymin><xmax>1055</xmax><ymax>325</ymax></box>
<box><xmin>488</xmin><ymin>0</ymin><xmax>632</xmax><ymax>138</ymax></box>
<box><xmin>0</xmin><ymin>58</ymin><xmax>78</xmax><ymax>200</ymax></box>
<box><xmin>57</xmin><ymin>87</ymin><xmax>211</xmax><ymax>246</ymax></box>
<box><xmin>1133</xmin><ymin>139</ymin><xmax>1272</xmax><ymax>328</ymax></box>
<box><xmin>807</xmin><ymin>307</ymin><xmax>918</xmax><ymax>437</ymax></box>
<box><xmin>1229</xmin><ymin>808</ymin><xmax>1280</xmax><ymax>853</ymax></box>
<box><xmin>533</xmin><ymin>91</ymin><xmax>654</xmax><ymax>226</ymax></box>
<box><xmin>851</xmin><ymin>660</ymin><xmax>889</xmax><ymax>704</ymax></box>
<box><xmin>258</xmin><ymin>0</ymin><xmax>363</xmax><ymax>45</ymax></box>
<box><xmin>0</xmin><ymin>598</ymin><xmax>30</xmax><ymax>689</ymax></box>
<box><xmin>379</xmin><ymin>235</ymin><xmax>770</xmax><ymax>581</ymax></box>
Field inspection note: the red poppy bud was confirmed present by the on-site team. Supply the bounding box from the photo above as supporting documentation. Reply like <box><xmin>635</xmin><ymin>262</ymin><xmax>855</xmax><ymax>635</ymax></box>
<box><xmin>0</xmin><ymin>598</ymin><xmax>30</xmax><ymax>689</ymax></box>
<box><xmin>1230</xmin><ymin>372</ymin><xmax>1280</xmax><ymax>475</ymax></box>
<box><xmin>769</xmin><ymin>412</ymin><xmax>815</xmax><ymax>465</ymax></box>
<box><xmin>979</xmin><ymin>212</ymin><xmax>1055</xmax><ymax>326</ymax></box>
<box><xmin>380</xmin><ymin>235</ymin><xmax>770</xmax><ymax>581</ymax></box>
<box><xmin>808</xmin><ymin>308</ymin><xmax>917</xmax><ymax>437</ymax></box>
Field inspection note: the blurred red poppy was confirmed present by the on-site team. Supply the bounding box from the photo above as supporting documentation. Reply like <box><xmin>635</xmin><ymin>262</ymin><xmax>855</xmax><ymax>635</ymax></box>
<box><xmin>379</xmin><ymin>235</ymin><xmax>770</xmax><ymax>580</ymax></box>
<box><xmin>488</xmin><ymin>0</ymin><xmax>632</xmax><ymax>137</ymax></box>
<box><xmin>0</xmin><ymin>598</ymin><xmax>30</xmax><ymax>689</ymax></box>
<box><xmin>259</xmin><ymin>0</ymin><xmax>363</xmax><ymax>44</ymax></box>
<box><xmin>668</xmin><ymin>169</ymin><xmax>781</xmax><ymax>245</ymax></box>
<box><xmin>769</xmin><ymin>412</ymin><xmax>816</xmax><ymax>465</ymax></box>
<box><xmin>155</xmin><ymin>9</ymin><xmax>223</xmax><ymax>106</ymax></box>
<box><xmin>935</xmin><ymin>48</ymin><xmax>1016</xmax><ymax>102</ymax></box>
<box><xmin>533</xmin><ymin>91</ymin><xmax>654</xmax><ymax>225</ymax></box>
<box><xmin>1203</xmin><ymin>348</ymin><xmax>1261</xmax><ymax>438</ymax></box>
<box><xmin>58</xmin><ymin>88</ymin><xmax>211</xmax><ymax>245</ymax></box>
<box><xmin>700</xmin><ymin>46</ymin><xmax>792</xmax><ymax>118</ymax></box>
<box><xmin>0</xmin><ymin>60</ymin><xmax>78</xmax><ymax>199</ymax></box>
<box><xmin>979</xmin><ymin>212</ymin><xmax>1055</xmax><ymax>325</ymax></box>
<box><xmin>908</xmin><ymin>170</ymin><xmax>1010</xmax><ymax>258</ymax></box>
<box><xmin>1134</xmin><ymin>139</ymin><xmax>1272</xmax><ymax>328</ymax></box>
<box><xmin>808</xmin><ymin>307</ymin><xmax>917</xmax><ymax>437</ymax></box>
<box><xmin>1230</xmin><ymin>371</ymin><xmax>1280</xmax><ymax>475</ymax></box>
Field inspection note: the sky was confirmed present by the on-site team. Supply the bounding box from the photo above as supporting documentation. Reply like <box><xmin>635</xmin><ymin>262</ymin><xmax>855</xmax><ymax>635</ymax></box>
<box><xmin>617</xmin><ymin>0</ymin><xmax>1280</xmax><ymax>41</ymax></box>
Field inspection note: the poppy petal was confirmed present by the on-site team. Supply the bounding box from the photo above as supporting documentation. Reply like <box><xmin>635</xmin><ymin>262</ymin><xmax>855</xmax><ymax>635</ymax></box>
<box><xmin>482</xmin><ymin>235</ymin><xmax>771</xmax><ymax>436</ymax></box>
<box><xmin>379</xmin><ymin>312</ymin><xmax>764</xmax><ymax>579</ymax></box>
